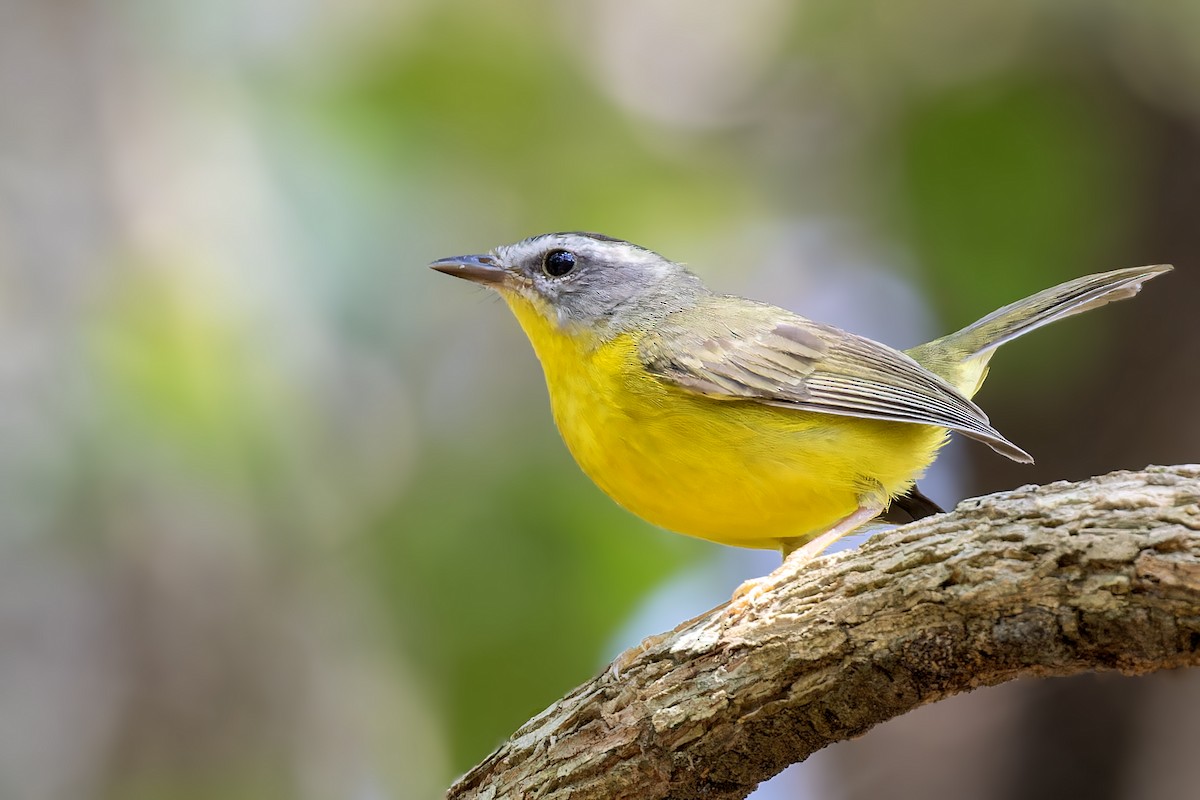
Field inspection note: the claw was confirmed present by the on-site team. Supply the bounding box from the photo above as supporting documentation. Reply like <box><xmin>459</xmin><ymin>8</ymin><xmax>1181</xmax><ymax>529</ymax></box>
<box><xmin>725</xmin><ymin>503</ymin><xmax>886</xmax><ymax>616</ymax></box>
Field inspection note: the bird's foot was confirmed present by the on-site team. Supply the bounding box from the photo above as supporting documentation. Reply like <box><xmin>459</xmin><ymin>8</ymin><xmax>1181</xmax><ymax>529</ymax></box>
<box><xmin>726</xmin><ymin>574</ymin><xmax>774</xmax><ymax>617</ymax></box>
<box><xmin>726</xmin><ymin>503</ymin><xmax>885</xmax><ymax>616</ymax></box>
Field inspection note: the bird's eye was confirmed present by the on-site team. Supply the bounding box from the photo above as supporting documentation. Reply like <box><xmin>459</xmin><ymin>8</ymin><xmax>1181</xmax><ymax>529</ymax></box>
<box><xmin>542</xmin><ymin>249</ymin><xmax>577</xmax><ymax>277</ymax></box>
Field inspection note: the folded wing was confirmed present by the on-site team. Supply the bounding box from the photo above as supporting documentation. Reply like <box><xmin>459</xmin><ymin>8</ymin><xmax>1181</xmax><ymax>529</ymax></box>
<box><xmin>638</xmin><ymin>298</ymin><xmax>1032</xmax><ymax>463</ymax></box>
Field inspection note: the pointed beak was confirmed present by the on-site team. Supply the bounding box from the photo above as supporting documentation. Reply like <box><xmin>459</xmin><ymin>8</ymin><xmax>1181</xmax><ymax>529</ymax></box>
<box><xmin>429</xmin><ymin>254</ymin><xmax>510</xmax><ymax>287</ymax></box>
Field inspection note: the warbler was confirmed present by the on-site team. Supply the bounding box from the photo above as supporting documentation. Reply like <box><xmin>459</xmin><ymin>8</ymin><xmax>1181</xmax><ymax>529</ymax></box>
<box><xmin>431</xmin><ymin>233</ymin><xmax>1169</xmax><ymax>568</ymax></box>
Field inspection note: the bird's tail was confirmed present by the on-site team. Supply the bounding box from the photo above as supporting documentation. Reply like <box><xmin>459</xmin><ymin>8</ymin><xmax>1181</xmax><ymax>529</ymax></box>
<box><xmin>908</xmin><ymin>264</ymin><xmax>1172</xmax><ymax>398</ymax></box>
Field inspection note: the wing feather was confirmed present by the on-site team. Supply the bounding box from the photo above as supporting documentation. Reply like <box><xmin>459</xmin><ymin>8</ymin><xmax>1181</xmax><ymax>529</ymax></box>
<box><xmin>639</xmin><ymin>298</ymin><xmax>1032</xmax><ymax>463</ymax></box>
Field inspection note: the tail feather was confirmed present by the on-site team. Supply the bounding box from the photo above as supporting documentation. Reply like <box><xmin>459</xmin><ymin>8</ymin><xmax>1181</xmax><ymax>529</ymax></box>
<box><xmin>942</xmin><ymin>264</ymin><xmax>1172</xmax><ymax>360</ymax></box>
<box><xmin>880</xmin><ymin>484</ymin><xmax>945</xmax><ymax>524</ymax></box>
<box><xmin>909</xmin><ymin>264</ymin><xmax>1172</xmax><ymax>398</ymax></box>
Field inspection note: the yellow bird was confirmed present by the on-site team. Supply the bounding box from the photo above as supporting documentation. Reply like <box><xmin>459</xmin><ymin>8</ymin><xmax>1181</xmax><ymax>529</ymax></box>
<box><xmin>431</xmin><ymin>233</ymin><xmax>1169</xmax><ymax>572</ymax></box>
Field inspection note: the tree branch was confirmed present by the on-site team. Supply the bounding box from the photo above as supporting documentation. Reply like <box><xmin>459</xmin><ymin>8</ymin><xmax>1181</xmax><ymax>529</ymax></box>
<box><xmin>447</xmin><ymin>465</ymin><xmax>1200</xmax><ymax>800</ymax></box>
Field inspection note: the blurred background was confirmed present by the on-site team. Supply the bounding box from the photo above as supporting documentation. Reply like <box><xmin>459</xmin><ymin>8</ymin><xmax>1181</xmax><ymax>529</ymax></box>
<box><xmin>0</xmin><ymin>0</ymin><xmax>1197</xmax><ymax>798</ymax></box>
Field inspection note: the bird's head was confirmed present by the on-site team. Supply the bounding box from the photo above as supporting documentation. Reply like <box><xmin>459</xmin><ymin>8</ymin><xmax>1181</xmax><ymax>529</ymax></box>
<box><xmin>430</xmin><ymin>232</ymin><xmax>706</xmax><ymax>341</ymax></box>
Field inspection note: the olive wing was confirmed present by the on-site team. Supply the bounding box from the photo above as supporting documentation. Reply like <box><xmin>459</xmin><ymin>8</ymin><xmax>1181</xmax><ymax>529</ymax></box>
<box><xmin>638</xmin><ymin>300</ymin><xmax>1032</xmax><ymax>463</ymax></box>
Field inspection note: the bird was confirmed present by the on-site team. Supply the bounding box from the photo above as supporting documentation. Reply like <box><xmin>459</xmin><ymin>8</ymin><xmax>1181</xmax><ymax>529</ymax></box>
<box><xmin>431</xmin><ymin>232</ymin><xmax>1170</xmax><ymax>587</ymax></box>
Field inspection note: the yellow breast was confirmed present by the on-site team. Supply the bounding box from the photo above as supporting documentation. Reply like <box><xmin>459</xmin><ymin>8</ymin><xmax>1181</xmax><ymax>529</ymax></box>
<box><xmin>502</xmin><ymin>293</ymin><xmax>947</xmax><ymax>551</ymax></box>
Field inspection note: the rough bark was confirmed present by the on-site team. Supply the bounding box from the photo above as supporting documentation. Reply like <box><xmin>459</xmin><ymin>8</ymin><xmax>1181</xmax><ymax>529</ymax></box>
<box><xmin>447</xmin><ymin>465</ymin><xmax>1200</xmax><ymax>800</ymax></box>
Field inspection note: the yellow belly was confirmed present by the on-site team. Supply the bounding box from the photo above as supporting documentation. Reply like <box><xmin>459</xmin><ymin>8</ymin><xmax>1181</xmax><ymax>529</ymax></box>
<box><xmin>505</xmin><ymin>297</ymin><xmax>948</xmax><ymax>551</ymax></box>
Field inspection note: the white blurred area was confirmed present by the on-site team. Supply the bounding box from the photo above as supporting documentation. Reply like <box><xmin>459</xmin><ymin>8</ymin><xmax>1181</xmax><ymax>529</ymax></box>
<box><xmin>570</xmin><ymin>0</ymin><xmax>796</xmax><ymax>129</ymax></box>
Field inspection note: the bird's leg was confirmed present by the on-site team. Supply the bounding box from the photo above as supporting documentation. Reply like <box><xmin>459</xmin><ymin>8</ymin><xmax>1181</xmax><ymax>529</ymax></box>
<box><xmin>778</xmin><ymin>503</ymin><xmax>884</xmax><ymax>561</ymax></box>
<box><xmin>729</xmin><ymin>501</ymin><xmax>885</xmax><ymax>613</ymax></box>
<box><xmin>616</xmin><ymin>500</ymin><xmax>886</xmax><ymax>677</ymax></box>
